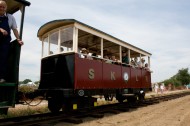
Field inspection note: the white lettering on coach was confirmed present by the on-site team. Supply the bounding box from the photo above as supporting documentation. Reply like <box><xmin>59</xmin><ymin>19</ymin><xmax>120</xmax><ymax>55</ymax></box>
<box><xmin>111</xmin><ymin>72</ymin><xmax>116</xmax><ymax>80</ymax></box>
<box><xmin>89</xmin><ymin>68</ymin><xmax>95</xmax><ymax>79</ymax></box>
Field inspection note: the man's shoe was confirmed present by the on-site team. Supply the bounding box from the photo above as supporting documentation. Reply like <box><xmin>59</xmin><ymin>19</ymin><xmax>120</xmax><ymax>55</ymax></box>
<box><xmin>0</xmin><ymin>79</ymin><xmax>6</xmax><ymax>83</ymax></box>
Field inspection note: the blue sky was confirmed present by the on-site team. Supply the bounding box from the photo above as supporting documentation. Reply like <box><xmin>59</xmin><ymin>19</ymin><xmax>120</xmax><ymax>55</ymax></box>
<box><xmin>12</xmin><ymin>0</ymin><xmax>190</xmax><ymax>83</ymax></box>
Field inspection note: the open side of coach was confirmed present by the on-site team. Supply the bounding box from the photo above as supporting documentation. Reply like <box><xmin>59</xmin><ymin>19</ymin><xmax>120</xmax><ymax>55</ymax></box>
<box><xmin>37</xmin><ymin>19</ymin><xmax>152</xmax><ymax>112</ymax></box>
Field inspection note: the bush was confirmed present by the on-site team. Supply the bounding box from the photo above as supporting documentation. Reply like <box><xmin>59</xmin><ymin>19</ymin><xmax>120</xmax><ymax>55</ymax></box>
<box><xmin>18</xmin><ymin>85</ymin><xmax>38</xmax><ymax>93</ymax></box>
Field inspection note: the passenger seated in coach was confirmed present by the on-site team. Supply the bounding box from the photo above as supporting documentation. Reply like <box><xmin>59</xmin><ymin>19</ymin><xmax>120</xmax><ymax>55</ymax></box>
<box><xmin>79</xmin><ymin>48</ymin><xmax>92</xmax><ymax>60</ymax></box>
<box><xmin>134</xmin><ymin>57</ymin><xmax>138</xmax><ymax>67</ymax></box>
<box><xmin>144</xmin><ymin>63</ymin><xmax>150</xmax><ymax>71</ymax></box>
<box><xmin>131</xmin><ymin>59</ymin><xmax>136</xmax><ymax>68</ymax></box>
<box><xmin>122</xmin><ymin>51</ymin><xmax>129</xmax><ymax>65</ymax></box>
<box><xmin>111</xmin><ymin>55</ymin><xmax>116</xmax><ymax>64</ymax></box>
<box><xmin>103</xmin><ymin>55</ymin><xmax>112</xmax><ymax>64</ymax></box>
<box><xmin>138</xmin><ymin>58</ymin><xmax>145</xmax><ymax>68</ymax></box>
<box><xmin>111</xmin><ymin>55</ymin><xmax>121</xmax><ymax>65</ymax></box>
<box><xmin>141</xmin><ymin>58</ymin><xmax>145</xmax><ymax>67</ymax></box>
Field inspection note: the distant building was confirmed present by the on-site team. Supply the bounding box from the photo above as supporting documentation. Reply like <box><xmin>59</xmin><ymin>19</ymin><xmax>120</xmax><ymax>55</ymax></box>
<box><xmin>19</xmin><ymin>82</ymin><xmax>36</xmax><ymax>87</ymax></box>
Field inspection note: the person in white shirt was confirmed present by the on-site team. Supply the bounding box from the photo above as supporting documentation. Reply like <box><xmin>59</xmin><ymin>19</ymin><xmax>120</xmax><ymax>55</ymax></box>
<box><xmin>137</xmin><ymin>58</ymin><xmax>145</xmax><ymax>68</ymax></box>
<box><xmin>79</xmin><ymin>48</ymin><xmax>92</xmax><ymax>60</ymax></box>
<box><xmin>160</xmin><ymin>83</ymin><xmax>165</xmax><ymax>94</ymax></box>
<box><xmin>155</xmin><ymin>83</ymin><xmax>159</xmax><ymax>94</ymax></box>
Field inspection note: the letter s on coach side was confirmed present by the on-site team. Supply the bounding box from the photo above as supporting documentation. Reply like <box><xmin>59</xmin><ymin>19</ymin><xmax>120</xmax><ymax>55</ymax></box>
<box><xmin>89</xmin><ymin>68</ymin><xmax>95</xmax><ymax>79</ymax></box>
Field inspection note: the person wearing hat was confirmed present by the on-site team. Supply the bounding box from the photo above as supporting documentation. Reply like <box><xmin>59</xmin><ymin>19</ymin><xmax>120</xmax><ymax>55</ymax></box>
<box><xmin>122</xmin><ymin>51</ymin><xmax>129</xmax><ymax>65</ymax></box>
<box><xmin>141</xmin><ymin>58</ymin><xmax>145</xmax><ymax>67</ymax></box>
<box><xmin>0</xmin><ymin>0</ymin><xmax>23</xmax><ymax>83</ymax></box>
<box><xmin>138</xmin><ymin>58</ymin><xmax>145</xmax><ymax>68</ymax></box>
<box><xmin>81</xmin><ymin>48</ymin><xmax>88</xmax><ymax>53</ymax></box>
<box><xmin>80</xmin><ymin>48</ymin><xmax>92</xmax><ymax>59</ymax></box>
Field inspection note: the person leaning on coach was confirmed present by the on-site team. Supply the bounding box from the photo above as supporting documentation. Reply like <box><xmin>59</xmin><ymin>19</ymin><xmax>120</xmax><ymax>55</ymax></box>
<box><xmin>0</xmin><ymin>0</ymin><xmax>23</xmax><ymax>83</ymax></box>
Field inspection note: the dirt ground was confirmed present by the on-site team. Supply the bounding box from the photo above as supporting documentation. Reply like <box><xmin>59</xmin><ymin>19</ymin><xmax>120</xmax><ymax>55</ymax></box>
<box><xmin>55</xmin><ymin>90</ymin><xmax>190</xmax><ymax>126</ymax></box>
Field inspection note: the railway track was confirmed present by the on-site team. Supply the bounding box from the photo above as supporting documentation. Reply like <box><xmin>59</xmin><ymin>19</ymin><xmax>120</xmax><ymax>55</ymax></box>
<box><xmin>0</xmin><ymin>90</ymin><xmax>190</xmax><ymax>126</ymax></box>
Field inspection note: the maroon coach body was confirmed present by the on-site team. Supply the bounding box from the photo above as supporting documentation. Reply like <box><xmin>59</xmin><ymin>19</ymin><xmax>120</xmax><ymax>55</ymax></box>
<box><xmin>37</xmin><ymin>19</ymin><xmax>152</xmax><ymax>113</ymax></box>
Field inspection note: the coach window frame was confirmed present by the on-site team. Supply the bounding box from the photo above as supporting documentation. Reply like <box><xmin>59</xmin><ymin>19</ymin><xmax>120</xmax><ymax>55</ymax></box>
<box><xmin>41</xmin><ymin>25</ymin><xmax>75</xmax><ymax>58</ymax></box>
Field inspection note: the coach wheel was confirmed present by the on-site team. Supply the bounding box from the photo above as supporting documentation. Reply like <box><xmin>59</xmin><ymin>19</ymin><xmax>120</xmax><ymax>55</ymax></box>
<box><xmin>62</xmin><ymin>102</ymin><xmax>70</xmax><ymax>112</ymax></box>
<box><xmin>138</xmin><ymin>93</ymin><xmax>145</xmax><ymax>101</ymax></box>
<box><xmin>116</xmin><ymin>94</ymin><xmax>124</xmax><ymax>103</ymax></box>
<box><xmin>127</xmin><ymin>96</ymin><xmax>137</xmax><ymax>103</ymax></box>
<box><xmin>138</xmin><ymin>90</ymin><xmax>145</xmax><ymax>101</ymax></box>
<box><xmin>117</xmin><ymin>98</ymin><xmax>123</xmax><ymax>103</ymax></box>
<box><xmin>48</xmin><ymin>98</ymin><xmax>62</xmax><ymax>113</ymax></box>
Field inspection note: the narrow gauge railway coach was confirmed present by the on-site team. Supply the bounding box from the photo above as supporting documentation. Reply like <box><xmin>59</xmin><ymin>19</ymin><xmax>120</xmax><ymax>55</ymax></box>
<box><xmin>37</xmin><ymin>19</ymin><xmax>152</xmax><ymax>113</ymax></box>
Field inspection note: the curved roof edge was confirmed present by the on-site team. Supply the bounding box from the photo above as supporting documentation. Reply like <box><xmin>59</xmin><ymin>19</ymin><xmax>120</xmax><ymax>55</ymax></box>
<box><xmin>37</xmin><ymin>19</ymin><xmax>152</xmax><ymax>56</ymax></box>
<box><xmin>7</xmin><ymin>0</ymin><xmax>30</xmax><ymax>14</ymax></box>
<box><xmin>37</xmin><ymin>19</ymin><xmax>76</xmax><ymax>37</ymax></box>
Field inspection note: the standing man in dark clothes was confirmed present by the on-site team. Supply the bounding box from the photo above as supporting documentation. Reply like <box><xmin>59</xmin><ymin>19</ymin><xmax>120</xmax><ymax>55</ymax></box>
<box><xmin>0</xmin><ymin>0</ymin><xmax>23</xmax><ymax>83</ymax></box>
<box><xmin>122</xmin><ymin>51</ymin><xmax>129</xmax><ymax>64</ymax></box>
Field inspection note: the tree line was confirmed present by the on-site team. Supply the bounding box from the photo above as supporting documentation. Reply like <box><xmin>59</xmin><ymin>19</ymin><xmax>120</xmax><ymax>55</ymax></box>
<box><xmin>162</xmin><ymin>68</ymin><xmax>190</xmax><ymax>87</ymax></box>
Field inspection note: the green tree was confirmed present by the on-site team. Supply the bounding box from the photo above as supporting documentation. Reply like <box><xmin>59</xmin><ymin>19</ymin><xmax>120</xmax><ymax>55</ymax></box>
<box><xmin>22</xmin><ymin>79</ymin><xmax>32</xmax><ymax>84</ymax></box>
<box><xmin>162</xmin><ymin>68</ymin><xmax>190</xmax><ymax>87</ymax></box>
<box><xmin>176</xmin><ymin>68</ymin><xmax>190</xmax><ymax>85</ymax></box>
